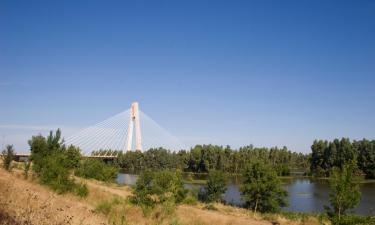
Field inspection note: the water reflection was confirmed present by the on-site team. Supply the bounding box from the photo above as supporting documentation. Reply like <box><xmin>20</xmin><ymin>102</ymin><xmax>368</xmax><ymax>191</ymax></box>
<box><xmin>116</xmin><ymin>173</ymin><xmax>375</xmax><ymax>215</ymax></box>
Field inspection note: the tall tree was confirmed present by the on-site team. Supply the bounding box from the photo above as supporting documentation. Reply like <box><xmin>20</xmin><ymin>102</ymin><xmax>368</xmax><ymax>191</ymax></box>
<box><xmin>356</xmin><ymin>139</ymin><xmax>375</xmax><ymax>178</ymax></box>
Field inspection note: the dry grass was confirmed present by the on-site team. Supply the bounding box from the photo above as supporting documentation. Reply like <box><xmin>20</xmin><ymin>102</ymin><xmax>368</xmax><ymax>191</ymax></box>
<box><xmin>0</xmin><ymin>169</ymin><xmax>107</xmax><ymax>225</ymax></box>
<box><xmin>0</xmin><ymin>168</ymin><xmax>325</xmax><ymax>225</ymax></box>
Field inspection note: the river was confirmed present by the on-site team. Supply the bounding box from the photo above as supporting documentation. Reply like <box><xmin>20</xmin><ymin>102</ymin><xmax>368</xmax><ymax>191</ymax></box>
<box><xmin>116</xmin><ymin>173</ymin><xmax>375</xmax><ymax>215</ymax></box>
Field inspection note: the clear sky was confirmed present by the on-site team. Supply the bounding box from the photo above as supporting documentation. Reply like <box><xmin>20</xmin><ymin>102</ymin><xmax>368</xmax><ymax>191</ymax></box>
<box><xmin>1</xmin><ymin>0</ymin><xmax>374</xmax><ymax>153</ymax></box>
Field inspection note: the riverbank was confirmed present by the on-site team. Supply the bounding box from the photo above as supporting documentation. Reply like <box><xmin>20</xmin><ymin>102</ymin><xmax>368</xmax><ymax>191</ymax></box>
<box><xmin>117</xmin><ymin>171</ymin><xmax>375</xmax><ymax>215</ymax></box>
<box><xmin>180</xmin><ymin>171</ymin><xmax>375</xmax><ymax>184</ymax></box>
<box><xmin>0</xmin><ymin>168</ymin><xmax>327</xmax><ymax>225</ymax></box>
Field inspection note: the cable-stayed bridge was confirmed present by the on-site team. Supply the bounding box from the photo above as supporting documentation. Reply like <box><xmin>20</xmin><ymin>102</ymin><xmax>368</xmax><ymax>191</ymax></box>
<box><xmin>64</xmin><ymin>102</ymin><xmax>186</xmax><ymax>157</ymax></box>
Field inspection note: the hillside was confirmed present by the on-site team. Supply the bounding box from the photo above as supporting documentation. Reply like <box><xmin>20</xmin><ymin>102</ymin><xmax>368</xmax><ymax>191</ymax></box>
<box><xmin>0</xmin><ymin>168</ymin><xmax>321</xmax><ymax>225</ymax></box>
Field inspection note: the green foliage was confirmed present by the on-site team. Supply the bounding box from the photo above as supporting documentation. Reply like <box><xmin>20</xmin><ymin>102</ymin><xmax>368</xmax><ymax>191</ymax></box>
<box><xmin>310</xmin><ymin>138</ymin><xmax>375</xmax><ymax>178</ymax></box>
<box><xmin>326</xmin><ymin>161</ymin><xmax>361</xmax><ymax>223</ymax></box>
<box><xmin>29</xmin><ymin>135</ymin><xmax>49</xmax><ymax>174</ymax></box>
<box><xmin>131</xmin><ymin>170</ymin><xmax>187</xmax><ymax>208</ymax></box>
<box><xmin>240</xmin><ymin>161</ymin><xmax>288</xmax><ymax>213</ymax></box>
<box><xmin>39</xmin><ymin>152</ymin><xmax>75</xmax><ymax>193</ymax></box>
<box><xmin>74</xmin><ymin>183</ymin><xmax>89</xmax><ymax>197</ymax></box>
<box><xmin>203</xmin><ymin>204</ymin><xmax>218</xmax><ymax>211</ymax></box>
<box><xmin>1</xmin><ymin>145</ymin><xmax>15</xmax><ymax>171</ymax></box>
<box><xmin>182</xmin><ymin>194</ymin><xmax>198</xmax><ymax>205</ymax></box>
<box><xmin>204</xmin><ymin>170</ymin><xmax>227</xmax><ymax>202</ymax></box>
<box><xmin>182</xmin><ymin>188</ymin><xmax>199</xmax><ymax>205</ymax></box>
<box><xmin>64</xmin><ymin>145</ymin><xmax>81</xmax><ymax>169</ymax></box>
<box><xmin>118</xmin><ymin>148</ymin><xmax>184</xmax><ymax>172</ymax></box>
<box><xmin>23</xmin><ymin>160</ymin><xmax>31</xmax><ymax>179</ymax></box>
<box><xmin>278</xmin><ymin>211</ymin><xmax>310</xmax><ymax>221</ymax></box>
<box><xmin>330</xmin><ymin>214</ymin><xmax>375</xmax><ymax>225</ymax></box>
<box><xmin>95</xmin><ymin>200</ymin><xmax>115</xmax><ymax>215</ymax></box>
<box><xmin>117</xmin><ymin>145</ymin><xmax>309</xmax><ymax>175</ymax></box>
<box><xmin>28</xmin><ymin>129</ymin><xmax>87</xmax><ymax>196</ymax></box>
<box><xmin>356</xmin><ymin>139</ymin><xmax>375</xmax><ymax>179</ymax></box>
<box><xmin>75</xmin><ymin>158</ymin><xmax>119</xmax><ymax>182</ymax></box>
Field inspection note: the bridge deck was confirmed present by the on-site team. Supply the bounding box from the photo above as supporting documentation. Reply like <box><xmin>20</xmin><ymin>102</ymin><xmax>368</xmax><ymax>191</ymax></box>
<box><xmin>13</xmin><ymin>154</ymin><xmax>118</xmax><ymax>162</ymax></box>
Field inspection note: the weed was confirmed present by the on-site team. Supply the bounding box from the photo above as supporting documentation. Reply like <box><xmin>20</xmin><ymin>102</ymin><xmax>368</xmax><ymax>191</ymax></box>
<box><xmin>204</xmin><ymin>204</ymin><xmax>217</xmax><ymax>211</ymax></box>
<box><xmin>74</xmin><ymin>183</ymin><xmax>89</xmax><ymax>198</ymax></box>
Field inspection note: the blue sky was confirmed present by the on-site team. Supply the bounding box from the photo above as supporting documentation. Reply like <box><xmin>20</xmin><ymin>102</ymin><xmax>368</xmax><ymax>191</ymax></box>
<box><xmin>1</xmin><ymin>0</ymin><xmax>374</xmax><ymax>153</ymax></box>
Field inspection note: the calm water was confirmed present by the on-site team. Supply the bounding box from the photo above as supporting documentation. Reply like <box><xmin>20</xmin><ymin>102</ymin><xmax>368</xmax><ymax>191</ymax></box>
<box><xmin>116</xmin><ymin>173</ymin><xmax>375</xmax><ymax>215</ymax></box>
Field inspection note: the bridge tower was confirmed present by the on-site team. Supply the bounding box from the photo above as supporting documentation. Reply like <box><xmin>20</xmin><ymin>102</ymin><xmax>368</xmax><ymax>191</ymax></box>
<box><xmin>125</xmin><ymin>102</ymin><xmax>142</xmax><ymax>152</ymax></box>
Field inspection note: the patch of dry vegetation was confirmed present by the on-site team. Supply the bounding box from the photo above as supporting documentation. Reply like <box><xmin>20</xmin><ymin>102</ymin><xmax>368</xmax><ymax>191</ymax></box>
<box><xmin>0</xmin><ymin>169</ymin><xmax>107</xmax><ymax>225</ymax></box>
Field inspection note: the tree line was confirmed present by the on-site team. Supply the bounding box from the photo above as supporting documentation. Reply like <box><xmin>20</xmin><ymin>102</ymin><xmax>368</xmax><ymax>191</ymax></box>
<box><xmin>117</xmin><ymin>145</ymin><xmax>310</xmax><ymax>176</ymax></box>
<box><xmin>310</xmin><ymin>138</ymin><xmax>375</xmax><ymax>178</ymax></box>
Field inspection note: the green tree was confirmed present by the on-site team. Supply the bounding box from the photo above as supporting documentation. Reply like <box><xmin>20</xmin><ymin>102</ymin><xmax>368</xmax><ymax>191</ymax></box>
<box><xmin>205</xmin><ymin>170</ymin><xmax>227</xmax><ymax>202</ymax></box>
<box><xmin>240</xmin><ymin>161</ymin><xmax>288</xmax><ymax>213</ymax></box>
<box><xmin>28</xmin><ymin>129</ymin><xmax>87</xmax><ymax>196</ymax></box>
<box><xmin>75</xmin><ymin>158</ymin><xmax>118</xmax><ymax>182</ymax></box>
<box><xmin>1</xmin><ymin>145</ymin><xmax>15</xmax><ymax>171</ymax></box>
<box><xmin>326</xmin><ymin>161</ymin><xmax>361</xmax><ymax>222</ymax></box>
<box><xmin>39</xmin><ymin>153</ymin><xmax>75</xmax><ymax>193</ymax></box>
<box><xmin>310</xmin><ymin>140</ymin><xmax>328</xmax><ymax>177</ymax></box>
<box><xmin>64</xmin><ymin>145</ymin><xmax>82</xmax><ymax>169</ymax></box>
<box><xmin>29</xmin><ymin>134</ymin><xmax>49</xmax><ymax>174</ymax></box>
<box><xmin>131</xmin><ymin>170</ymin><xmax>187</xmax><ymax>208</ymax></box>
<box><xmin>356</xmin><ymin>139</ymin><xmax>375</xmax><ymax>178</ymax></box>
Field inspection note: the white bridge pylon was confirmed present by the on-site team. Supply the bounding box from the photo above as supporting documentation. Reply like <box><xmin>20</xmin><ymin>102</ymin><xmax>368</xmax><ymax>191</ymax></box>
<box><xmin>64</xmin><ymin>102</ymin><xmax>186</xmax><ymax>156</ymax></box>
<box><xmin>126</xmin><ymin>102</ymin><xmax>142</xmax><ymax>151</ymax></box>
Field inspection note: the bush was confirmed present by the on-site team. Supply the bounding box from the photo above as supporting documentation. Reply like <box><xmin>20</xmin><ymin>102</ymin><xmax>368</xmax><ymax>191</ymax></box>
<box><xmin>205</xmin><ymin>170</ymin><xmax>227</xmax><ymax>202</ymax></box>
<box><xmin>74</xmin><ymin>183</ymin><xmax>89</xmax><ymax>197</ymax></box>
<box><xmin>95</xmin><ymin>198</ymin><xmax>122</xmax><ymax>215</ymax></box>
<box><xmin>240</xmin><ymin>160</ymin><xmax>288</xmax><ymax>213</ymax></box>
<box><xmin>28</xmin><ymin>129</ymin><xmax>86</xmax><ymax>197</ymax></box>
<box><xmin>75</xmin><ymin>158</ymin><xmax>119</xmax><ymax>182</ymax></box>
<box><xmin>203</xmin><ymin>204</ymin><xmax>217</xmax><ymax>211</ymax></box>
<box><xmin>130</xmin><ymin>170</ymin><xmax>187</xmax><ymax>208</ymax></box>
<box><xmin>1</xmin><ymin>145</ymin><xmax>15</xmax><ymax>171</ymax></box>
<box><xmin>182</xmin><ymin>189</ymin><xmax>199</xmax><ymax>205</ymax></box>
<box><xmin>330</xmin><ymin>214</ymin><xmax>375</xmax><ymax>225</ymax></box>
<box><xmin>39</xmin><ymin>153</ymin><xmax>75</xmax><ymax>194</ymax></box>
<box><xmin>95</xmin><ymin>201</ymin><xmax>113</xmax><ymax>215</ymax></box>
<box><xmin>23</xmin><ymin>161</ymin><xmax>31</xmax><ymax>179</ymax></box>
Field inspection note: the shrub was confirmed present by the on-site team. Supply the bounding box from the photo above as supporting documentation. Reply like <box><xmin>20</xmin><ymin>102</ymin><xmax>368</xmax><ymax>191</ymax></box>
<box><xmin>205</xmin><ymin>170</ymin><xmax>227</xmax><ymax>202</ymax></box>
<box><xmin>330</xmin><ymin>214</ymin><xmax>375</xmax><ymax>225</ymax></box>
<box><xmin>74</xmin><ymin>183</ymin><xmax>89</xmax><ymax>197</ymax></box>
<box><xmin>95</xmin><ymin>201</ymin><xmax>113</xmax><ymax>215</ymax></box>
<box><xmin>203</xmin><ymin>204</ymin><xmax>217</xmax><ymax>211</ymax></box>
<box><xmin>240</xmin><ymin>160</ymin><xmax>288</xmax><ymax>213</ymax></box>
<box><xmin>63</xmin><ymin>145</ymin><xmax>81</xmax><ymax>169</ymax></box>
<box><xmin>39</xmin><ymin>153</ymin><xmax>75</xmax><ymax>194</ymax></box>
<box><xmin>130</xmin><ymin>170</ymin><xmax>187</xmax><ymax>208</ymax></box>
<box><xmin>1</xmin><ymin>145</ymin><xmax>15</xmax><ymax>171</ymax></box>
<box><xmin>23</xmin><ymin>161</ymin><xmax>31</xmax><ymax>179</ymax></box>
<box><xmin>182</xmin><ymin>194</ymin><xmax>198</xmax><ymax>205</ymax></box>
<box><xmin>28</xmin><ymin>129</ymin><xmax>86</xmax><ymax>196</ymax></box>
<box><xmin>75</xmin><ymin>158</ymin><xmax>119</xmax><ymax>182</ymax></box>
<box><xmin>95</xmin><ymin>198</ymin><xmax>122</xmax><ymax>215</ymax></box>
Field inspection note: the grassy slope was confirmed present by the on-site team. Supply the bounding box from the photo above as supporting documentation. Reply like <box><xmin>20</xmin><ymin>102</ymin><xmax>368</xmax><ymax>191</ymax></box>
<box><xmin>0</xmin><ymin>167</ymin><xmax>325</xmax><ymax>225</ymax></box>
